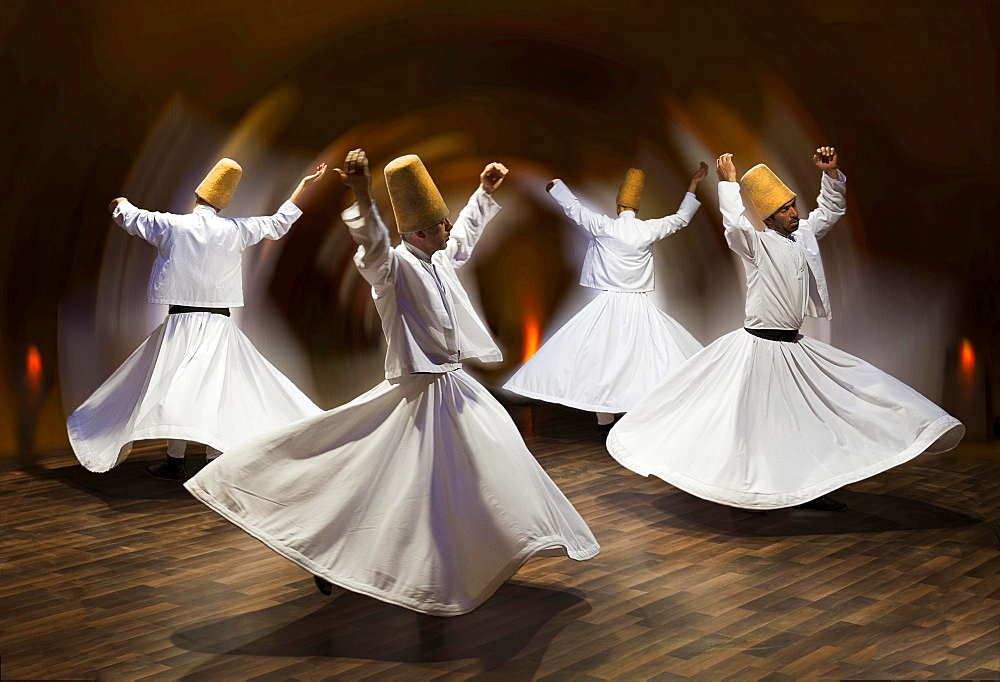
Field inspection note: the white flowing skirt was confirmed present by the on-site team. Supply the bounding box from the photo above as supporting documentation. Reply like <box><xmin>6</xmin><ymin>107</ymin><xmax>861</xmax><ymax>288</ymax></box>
<box><xmin>503</xmin><ymin>291</ymin><xmax>703</xmax><ymax>413</ymax></box>
<box><xmin>607</xmin><ymin>329</ymin><xmax>965</xmax><ymax>510</ymax></box>
<box><xmin>67</xmin><ymin>312</ymin><xmax>322</xmax><ymax>472</ymax></box>
<box><xmin>184</xmin><ymin>369</ymin><xmax>600</xmax><ymax>617</ymax></box>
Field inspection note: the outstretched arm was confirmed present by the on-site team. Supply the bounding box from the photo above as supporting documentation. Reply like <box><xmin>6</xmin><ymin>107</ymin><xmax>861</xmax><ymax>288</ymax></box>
<box><xmin>108</xmin><ymin>197</ymin><xmax>171</xmax><ymax>246</ymax></box>
<box><xmin>546</xmin><ymin>179</ymin><xmax>610</xmax><ymax>236</ymax></box>
<box><xmin>716</xmin><ymin>153</ymin><xmax>760</xmax><ymax>260</ymax></box>
<box><xmin>445</xmin><ymin>162</ymin><xmax>507</xmax><ymax>267</ymax></box>
<box><xmin>236</xmin><ymin>164</ymin><xmax>327</xmax><ymax>248</ymax></box>
<box><xmin>803</xmin><ymin>146</ymin><xmax>846</xmax><ymax>240</ymax></box>
<box><xmin>335</xmin><ymin>149</ymin><xmax>394</xmax><ymax>286</ymax></box>
<box><xmin>647</xmin><ymin>162</ymin><xmax>707</xmax><ymax>241</ymax></box>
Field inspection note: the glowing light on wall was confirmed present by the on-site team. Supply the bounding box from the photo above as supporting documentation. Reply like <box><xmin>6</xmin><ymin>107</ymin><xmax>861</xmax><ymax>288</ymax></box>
<box><xmin>959</xmin><ymin>338</ymin><xmax>975</xmax><ymax>380</ymax></box>
<box><xmin>522</xmin><ymin>314</ymin><xmax>540</xmax><ymax>363</ymax></box>
<box><xmin>26</xmin><ymin>345</ymin><xmax>42</xmax><ymax>394</ymax></box>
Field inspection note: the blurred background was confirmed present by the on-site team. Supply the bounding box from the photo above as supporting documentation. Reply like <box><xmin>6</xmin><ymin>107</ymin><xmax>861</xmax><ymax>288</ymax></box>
<box><xmin>2</xmin><ymin>0</ymin><xmax>997</xmax><ymax>459</ymax></box>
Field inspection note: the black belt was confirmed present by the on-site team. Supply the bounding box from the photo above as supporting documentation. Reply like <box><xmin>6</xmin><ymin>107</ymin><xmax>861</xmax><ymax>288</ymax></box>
<box><xmin>168</xmin><ymin>305</ymin><xmax>231</xmax><ymax>317</ymax></box>
<box><xmin>744</xmin><ymin>328</ymin><xmax>798</xmax><ymax>342</ymax></box>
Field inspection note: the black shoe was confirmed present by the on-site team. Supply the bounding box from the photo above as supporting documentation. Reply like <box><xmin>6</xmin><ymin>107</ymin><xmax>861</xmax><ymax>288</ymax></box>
<box><xmin>794</xmin><ymin>495</ymin><xmax>847</xmax><ymax>511</ymax></box>
<box><xmin>314</xmin><ymin>575</ymin><xmax>333</xmax><ymax>596</ymax></box>
<box><xmin>146</xmin><ymin>457</ymin><xmax>186</xmax><ymax>482</ymax></box>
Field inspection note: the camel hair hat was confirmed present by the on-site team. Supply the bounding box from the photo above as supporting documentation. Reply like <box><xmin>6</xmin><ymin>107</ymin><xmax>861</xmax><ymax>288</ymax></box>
<box><xmin>195</xmin><ymin>158</ymin><xmax>243</xmax><ymax>210</ymax></box>
<box><xmin>616</xmin><ymin>168</ymin><xmax>644</xmax><ymax>210</ymax></box>
<box><xmin>384</xmin><ymin>154</ymin><xmax>450</xmax><ymax>234</ymax></box>
<box><xmin>740</xmin><ymin>164</ymin><xmax>796</xmax><ymax>220</ymax></box>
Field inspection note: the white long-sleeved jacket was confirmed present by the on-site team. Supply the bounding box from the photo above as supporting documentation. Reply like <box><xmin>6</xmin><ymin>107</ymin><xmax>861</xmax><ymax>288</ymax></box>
<box><xmin>111</xmin><ymin>199</ymin><xmax>303</xmax><ymax>307</ymax></box>
<box><xmin>344</xmin><ymin>187</ymin><xmax>503</xmax><ymax>381</ymax></box>
<box><xmin>548</xmin><ymin>181</ymin><xmax>701</xmax><ymax>292</ymax></box>
<box><xmin>718</xmin><ymin>170</ymin><xmax>847</xmax><ymax>329</ymax></box>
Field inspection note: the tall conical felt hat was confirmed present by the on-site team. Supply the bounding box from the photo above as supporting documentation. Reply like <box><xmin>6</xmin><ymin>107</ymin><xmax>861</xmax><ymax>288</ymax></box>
<box><xmin>384</xmin><ymin>155</ymin><xmax>449</xmax><ymax>234</ymax></box>
<box><xmin>616</xmin><ymin>168</ymin><xmax>644</xmax><ymax>210</ymax></box>
<box><xmin>740</xmin><ymin>164</ymin><xmax>796</xmax><ymax>220</ymax></box>
<box><xmin>195</xmin><ymin>158</ymin><xmax>243</xmax><ymax>209</ymax></box>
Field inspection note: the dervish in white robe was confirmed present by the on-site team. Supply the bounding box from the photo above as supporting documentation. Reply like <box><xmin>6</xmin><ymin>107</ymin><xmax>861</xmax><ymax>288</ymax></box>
<box><xmin>503</xmin><ymin>166</ymin><xmax>707</xmax><ymax>429</ymax></box>
<box><xmin>67</xmin><ymin>159</ymin><xmax>324</xmax><ymax>480</ymax></box>
<box><xmin>607</xmin><ymin>149</ymin><xmax>964</xmax><ymax>510</ymax></box>
<box><xmin>185</xmin><ymin>150</ymin><xmax>600</xmax><ymax>616</ymax></box>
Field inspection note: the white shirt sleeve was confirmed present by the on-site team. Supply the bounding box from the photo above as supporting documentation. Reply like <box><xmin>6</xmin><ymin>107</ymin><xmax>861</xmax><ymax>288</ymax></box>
<box><xmin>548</xmin><ymin>181</ymin><xmax>611</xmax><ymax>236</ymax></box>
<box><xmin>801</xmin><ymin>170</ymin><xmax>847</xmax><ymax>240</ymax></box>
<box><xmin>344</xmin><ymin>201</ymin><xmax>395</xmax><ymax>288</ymax></box>
<box><xmin>718</xmin><ymin>181</ymin><xmax>761</xmax><ymax>261</ymax></box>
<box><xmin>644</xmin><ymin>192</ymin><xmax>702</xmax><ymax>242</ymax></box>
<box><xmin>112</xmin><ymin>199</ymin><xmax>172</xmax><ymax>247</ymax></box>
<box><xmin>444</xmin><ymin>187</ymin><xmax>501</xmax><ymax>269</ymax></box>
<box><xmin>234</xmin><ymin>200</ymin><xmax>304</xmax><ymax>250</ymax></box>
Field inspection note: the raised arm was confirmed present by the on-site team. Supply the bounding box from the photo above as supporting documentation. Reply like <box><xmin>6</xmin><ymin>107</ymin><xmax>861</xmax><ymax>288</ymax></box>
<box><xmin>546</xmin><ymin>179</ymin><xmax>611</xmax><ymax>236</ymax></box>
<box><xmin>801</xmin><ymin>146</ymin><xmax>846</xmax><ymax>240</ymax></box>
<box><xmin>236</xmin><ymin>164</ymin><xmax>326</xmax><ymax>249</ymax></box>
<box><xmin>109</xmin><ymin>197</ymin><xmax>171</xmax><ymax>246</ymax></box>
<box><xmin>289</xmin><ymin>163</ymin><xmax>328</xmax><ymax>205</ymax></box>
<box><xmin>444</xmin><ymin>162</ymin><xmax>506</xmax><ymax>268</ymax></box>
<box><xmin>336</xmin><ymin>149</ymin><xmax>394</xmax><ymax>287</ymax></box>
<box><xmin>716</xmin><ymin>153</ymin><xmax>760</xmax><ymax>261</ymax></box>
<box><xmin>645</xmin><ymin>162</ymin><xmax>707</xmax><ymax>241</ymax></box>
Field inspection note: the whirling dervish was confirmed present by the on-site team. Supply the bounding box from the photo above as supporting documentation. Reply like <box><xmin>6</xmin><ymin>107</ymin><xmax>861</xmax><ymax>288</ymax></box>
<box><xmin>504</xmin><ymin>164</ymin><xmax>707</xmax><ymax>434</ymax></box>
<box><xmin>185</xmin><ymin>149</ymin><xmax>599</xmax><ymax>616</ymax></box>
<box><xmin>608</xmin><ymin>148</ymin><xmax>964</xmax><ymax>511</ymax></box>
<box><xmin>67</xmin><ymin>158</ymin><xmax>325</xmax><ymax>481</ymax></box>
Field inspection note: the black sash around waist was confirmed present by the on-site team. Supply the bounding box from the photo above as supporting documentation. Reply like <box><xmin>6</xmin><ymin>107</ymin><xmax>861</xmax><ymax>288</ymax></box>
<box><xmin>744</xmin><ymin>327</ymin><xmax>799</xmax><ymax>342</ymax></box>
<box><xmin>168</xmin><ymin>305</ymin><xmax>231</xmax><ymax>317</ymax></box>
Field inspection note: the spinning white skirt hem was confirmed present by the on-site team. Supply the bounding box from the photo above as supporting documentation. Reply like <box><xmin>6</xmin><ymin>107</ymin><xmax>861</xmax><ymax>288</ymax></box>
<box><xmin>503</xmin><ymin>291</ymin><xmax>702</xmax><ymax>413</ymax></box>
<box><xmin>606</xmin><ymin>329</ymin><xmax>965</xmax><ymax>510</ymax></box>
<box><xmin>185</xmin><ymin>369</ymin><xmax>600</xmax><ymax>617</ymax></box>
<box><xmin>67</xmin><ymin>312</ymin><xmax>321</xmax><ymax>472</ymax></box>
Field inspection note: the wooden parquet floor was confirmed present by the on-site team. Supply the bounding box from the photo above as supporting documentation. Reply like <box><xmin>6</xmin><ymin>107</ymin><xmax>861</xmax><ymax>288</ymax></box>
<box><xmin>2</xmin><ymin>402</ymin><xmax>999</xmax><ymax>680</ymax></box>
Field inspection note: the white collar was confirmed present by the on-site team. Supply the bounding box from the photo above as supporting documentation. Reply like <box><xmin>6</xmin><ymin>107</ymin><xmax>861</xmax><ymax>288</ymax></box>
<box><xmin>403</xmin><ymin>239</ymin><xmax>433</xmax><ymax>263</ymax></box>
<box><xmin>618</xmin><ymin>210</ymin><xmax>635</xmax><ymax>218</ymax></box>
<box><xmin>765</xmin><ymin>228</ymin><xmax>796</xmax><ymax>243</ymax></box>
<box><xmin>193</xmin><ymin>204</ymin><xmax>219</xmax><ymax>215</ymax></box>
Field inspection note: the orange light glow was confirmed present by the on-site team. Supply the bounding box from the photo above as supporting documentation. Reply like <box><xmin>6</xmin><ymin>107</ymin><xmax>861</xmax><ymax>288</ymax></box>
<box><xmin>26</xmin><ymin>344</ymin><xmax>42</xmax><ymax>393</ymax></box>
<box><xmin>959</xmin><ymin>338</ymin><xmax>975</xmax><ymax>379</ymax></box>
<box><xmin>522</xmin><ymin>315</ymin><xmax>540</xmax><ymax>363</ymax></box>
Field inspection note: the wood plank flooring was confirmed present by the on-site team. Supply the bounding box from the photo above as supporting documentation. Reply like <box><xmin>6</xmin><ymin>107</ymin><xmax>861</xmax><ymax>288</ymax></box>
<box><xmin>1</xmin><ymin>402</ymin><xmax>998</xmax><ymax>680</ymax></box>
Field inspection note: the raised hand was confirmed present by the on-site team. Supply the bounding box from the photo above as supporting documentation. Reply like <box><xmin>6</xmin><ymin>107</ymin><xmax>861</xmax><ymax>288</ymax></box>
<box><xmin>688</xmin><ymin>162</ymin><xmax>709</xmax><ymax>193</ymax></box>
<box><xmin>290</xmin><ymin>161</ymin><xmax>331</xmax><ymax>205</ymax></box>
<box><xmin>301</xmin><ymin>163</ymin><xmax>328</xmax><ymax>185</ymax></box>
<box><xmin>691</xmin><ymin>162</ymin><xmax>709</xmax><ymax>183</ymax></box>
<box><xmin>813</xmin><ymin>146</ymin><xmax>839</xmax><ymax>176</ymax></box>
<box><xmin>716</xmin><ymin>153</ymin><xmax>737</xmax><ymax>183</ymax></box>
<box><xmin>546</xmin><ymin>179</ymin><xmax>560</xmax><ymax>192</ymax></box>
<box><xmin>480</xmin><ymin>162</ymin><xmax>509</xmax><ymax>194</ymax></box>
<box><xmin>334</xmin><ymin>148</ymin><xmax>372</xmax><ymax>198</ymax></box>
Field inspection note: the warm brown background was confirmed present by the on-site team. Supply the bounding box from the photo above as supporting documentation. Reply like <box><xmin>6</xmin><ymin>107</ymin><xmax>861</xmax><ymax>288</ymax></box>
<box><xmin>2</xmin><ymin>0</ymin><xmax>997</xmax><ymax>457</ymax></box>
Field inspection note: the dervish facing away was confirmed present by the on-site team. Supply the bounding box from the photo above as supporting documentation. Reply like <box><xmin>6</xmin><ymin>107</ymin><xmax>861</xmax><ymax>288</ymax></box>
<box><xmin>504</xmin><ymin>164</ymin><xmax>707</xmax><ymax>435</ymax></box>
<box><xmin>67</xmin><ymin>158</ymin><xmax>325</xmax><ymax>481</ymax></box>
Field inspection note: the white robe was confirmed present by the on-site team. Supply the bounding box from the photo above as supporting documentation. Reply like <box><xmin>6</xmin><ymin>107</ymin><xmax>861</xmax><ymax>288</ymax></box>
<box><xmin>185</xmin><ymin>191</ymin><xmax>600</xmax><ymax>616</ymax></box>
<box><xmin>503</xmin><ymin>182</ymin><xmax>703</xmax><ymax>413</ymax></box>
<box><xmin>67</xmin><ymin>201</ymin><xmax>321</xmax><ymax>471</ymax></box>
<box><xmin>607</xmin><ymin>173</ymin><xmax>965</xmax><ymax>509</ymax></box>
<box><xmin>68</xmin><ymin>312</ymin><xmax>321</xmax><ymax>472</ymax></box>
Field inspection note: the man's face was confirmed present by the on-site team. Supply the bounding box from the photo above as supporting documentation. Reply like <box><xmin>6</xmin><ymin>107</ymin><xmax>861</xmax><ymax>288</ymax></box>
<box><xmin>417</xmin><ymin>218</ymin><xmax>452</xmax><ymax>254</ymax></box>
<box><xmin>766</xmin><ymin>199</ymin><xmax>799</xmax><ymax>234</ymax></box>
